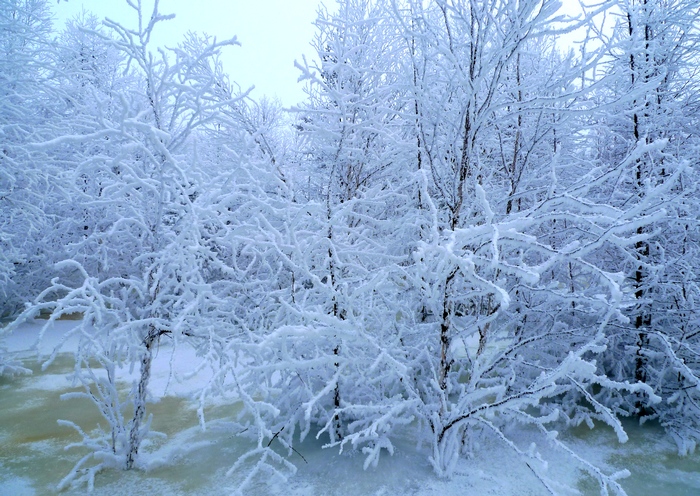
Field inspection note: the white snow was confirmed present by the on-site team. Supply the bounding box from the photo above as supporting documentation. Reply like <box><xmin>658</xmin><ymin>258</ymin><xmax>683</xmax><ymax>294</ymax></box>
<box><xmin>2</xmin><ymin>320</ymin><xmax>700</xmax><ymax>496</ymax></box>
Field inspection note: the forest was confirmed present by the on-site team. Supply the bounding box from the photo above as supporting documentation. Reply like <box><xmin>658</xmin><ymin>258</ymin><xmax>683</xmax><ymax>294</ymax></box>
<box><xmin>1</xmin><ymin>0</ymin><xmax>699</xmax><ymax>494</ymax></box>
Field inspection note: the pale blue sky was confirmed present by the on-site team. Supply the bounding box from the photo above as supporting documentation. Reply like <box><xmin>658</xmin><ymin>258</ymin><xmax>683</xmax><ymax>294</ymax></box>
<box><xmin>53</xmin><ymin>0</ymin><xmax>323</xmax><ymax>107</ymax></box>
<box><xmin>51</xmin><ymin>1</ymin><xmax>592</xmax><ymax>106</ymax></box>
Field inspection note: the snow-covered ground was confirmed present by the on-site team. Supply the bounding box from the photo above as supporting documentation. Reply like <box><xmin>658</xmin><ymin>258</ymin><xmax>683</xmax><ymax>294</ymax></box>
<box><xmin>2</xmin><ymin>320</ymin><xmax>699</xmax><ymax>495</ymax></box>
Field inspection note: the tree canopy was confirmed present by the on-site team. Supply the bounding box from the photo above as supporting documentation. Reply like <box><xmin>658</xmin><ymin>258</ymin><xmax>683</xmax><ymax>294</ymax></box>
<box><xmin>2</xmin><ymin>0</ymin><xmax>699</xmax><ymax>493</ymax></box>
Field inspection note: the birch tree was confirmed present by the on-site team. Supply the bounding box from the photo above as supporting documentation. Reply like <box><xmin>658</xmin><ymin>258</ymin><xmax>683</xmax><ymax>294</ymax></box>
<box><xmin>11</xmin><ymin>1</ymin><xmax>244</xmax><ymax>487</ymax></box>
<box><xmin>591</xmin><ymin>0</ymin><xmax>700</xmax><ymax>454</ymax></box>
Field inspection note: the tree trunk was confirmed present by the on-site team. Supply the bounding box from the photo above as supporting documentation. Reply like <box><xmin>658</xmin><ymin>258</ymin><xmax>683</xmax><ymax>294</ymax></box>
<box><xmin>125</xmin><ymin>327</ymin><xmax>157</xmax><ymax>469</ymax></box>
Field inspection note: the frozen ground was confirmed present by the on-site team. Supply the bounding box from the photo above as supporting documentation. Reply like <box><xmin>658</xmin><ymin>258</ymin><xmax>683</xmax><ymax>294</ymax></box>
<box><xmin>2</xmin><ymin>320</ymin><xmax>700</xmax><ymax>495</ymax></box>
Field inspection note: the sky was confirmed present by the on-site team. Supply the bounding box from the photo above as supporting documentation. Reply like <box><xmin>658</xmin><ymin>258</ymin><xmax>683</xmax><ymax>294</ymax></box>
<box><xmin>51</xmin><ymin>1</ymin><xmax>595</xmax><ymax>108</ymax></box>
<box><xmin>52</xmin><ymin>0</ymin><xmax>323</xmax><ymax>107</ymax></box>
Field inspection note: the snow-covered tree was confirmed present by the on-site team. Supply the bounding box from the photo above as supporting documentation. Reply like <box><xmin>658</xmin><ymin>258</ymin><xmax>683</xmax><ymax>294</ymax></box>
<box><xmin>211</xmin><ymin>2</ymin><xmax>663</xmax><ymax>493</ymax></box>
<box><xmin>589</xmin><ymin>0</ymin><xmax>700</xmax><ymax>454</ymax></box>
<box><xmin>4</xmin><ymin>0</ymin><xmax>699</xmax><ymax>492</ymax></box>
<box><xmin>9</xmin><ymin>1</ymin><xmax>244</xmax><ymax>486</ymax></box>
<box><xmin>0</xmin><ymin>0</ymin><xmax>61</xmax><ymax>320</ymax></box>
